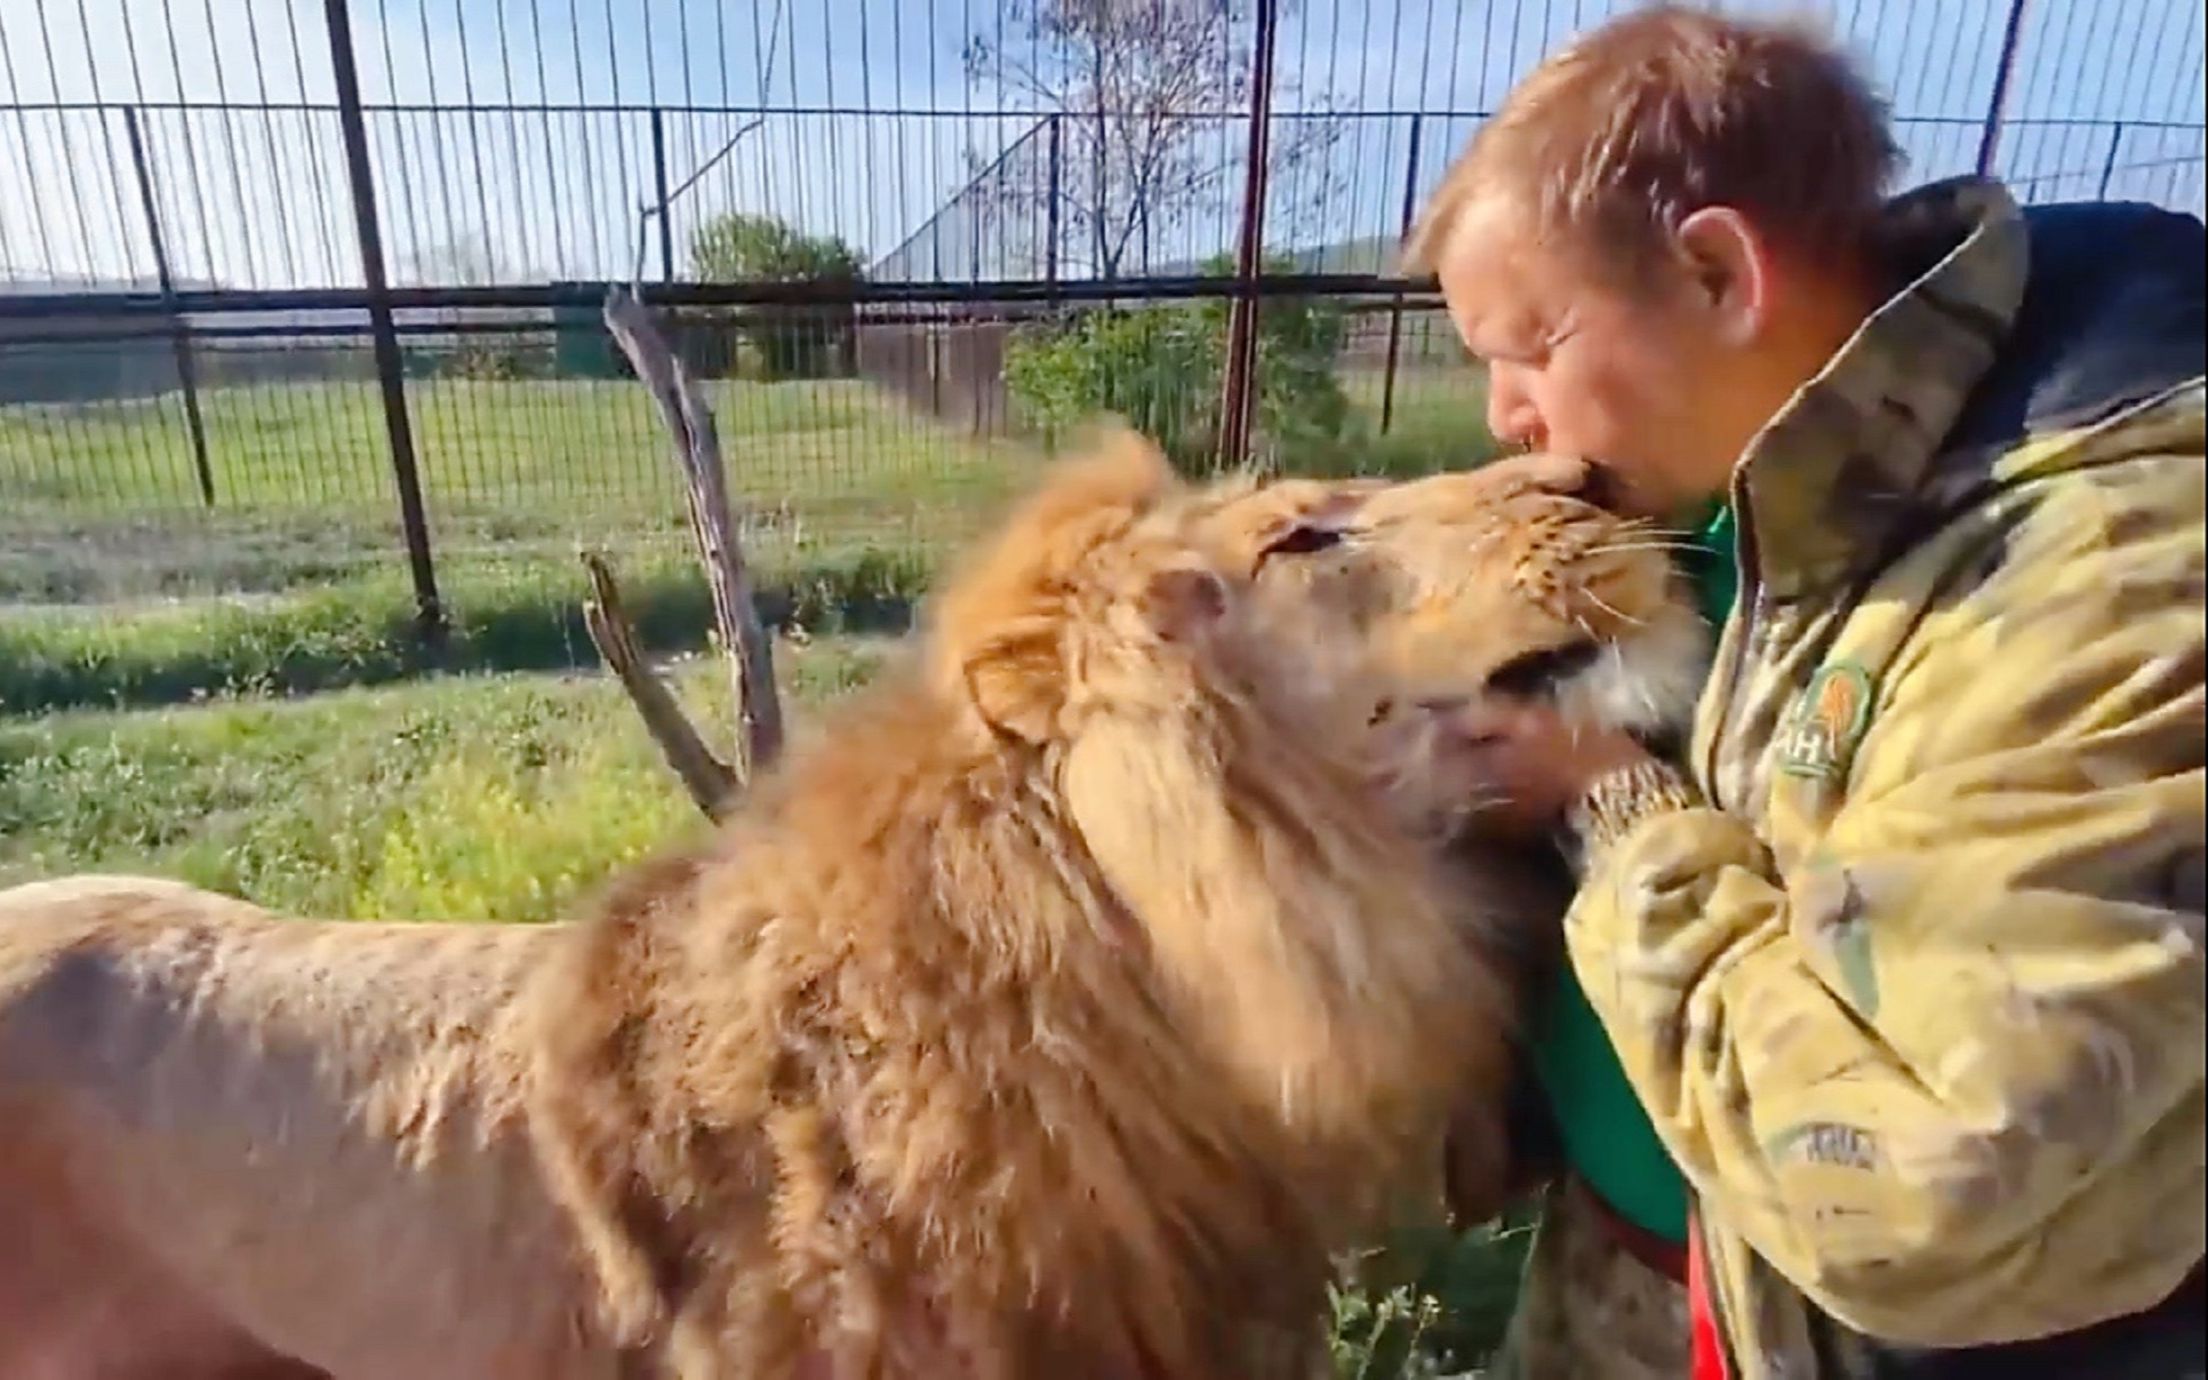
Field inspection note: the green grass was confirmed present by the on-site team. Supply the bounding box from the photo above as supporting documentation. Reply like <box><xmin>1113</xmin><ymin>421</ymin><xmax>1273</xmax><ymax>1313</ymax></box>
<box><xmin>2</xmin><ymin>363</ymin><xmax>1500</xmax><ymax>714</ymax></box>
<box><xmin>1</xmin><ymin>367</ymin><xmax>1494</xmax><ymax>601</ymax></box>
<box><xmin>0</xmin><ymin>375</ymin><xmax>1037</xmax><ymax>602</ymax></box>
<box><xmin>0</xmin><ymin>639</ymin><xmax>890</xmax><ymax>918</ymax></box>
<box><xmin>1331</xmin><ymin>366</ymin><xmax>1501</xmax><ymax>479</ymax></box>
<box><xmin>1333</xmin><ymin>1215</ymin><xmax>1538</xmax><ymax>1377</ymax></box>
<box><xmin>0</xmin><ymin>544</ymin><xmax>933</xmax><ymax>717</ymax></box>
<box><xmin>0</xmin><ymin>644</ymin><xmax>1531</xmax><ymax>1374</ymax></box>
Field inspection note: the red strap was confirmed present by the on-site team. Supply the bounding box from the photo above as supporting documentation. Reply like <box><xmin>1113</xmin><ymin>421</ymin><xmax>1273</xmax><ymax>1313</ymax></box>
<box><xmin>1574</xmin><ymin>1177</ymin><xmax>1688</xmax><ymax>1283</ymax></box>
<box><xmin>1687</xmin><ymin>1209</ymin><xmax>1730</xmax><ymax>1380</ymax></box>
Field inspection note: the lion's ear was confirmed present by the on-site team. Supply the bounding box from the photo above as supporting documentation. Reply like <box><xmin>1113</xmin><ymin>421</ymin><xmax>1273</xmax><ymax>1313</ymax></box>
<box><xmin>963</xmin><ymin>627</ymin><xmax>1066</xmax><ymax>744</ymax></box>
<box><xmin>1141</xmin><ymin>566</ymin><xmax>1229</xmax><ymax>643</ymax></box>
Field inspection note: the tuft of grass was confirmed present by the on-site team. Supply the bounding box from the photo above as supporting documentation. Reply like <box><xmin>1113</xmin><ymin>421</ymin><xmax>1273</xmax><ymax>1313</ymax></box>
<box><xmin>1332</xmin><ymin>1212</ymin><xmax>1538</xmax><ymax>1377</ymax></box>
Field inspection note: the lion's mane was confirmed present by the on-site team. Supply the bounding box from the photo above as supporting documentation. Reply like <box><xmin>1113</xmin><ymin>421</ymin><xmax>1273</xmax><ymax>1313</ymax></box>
<box><xmin>521</xmin><ymin>433</ymin><xmax>1506</xmax><ymax>1378</ymax></box>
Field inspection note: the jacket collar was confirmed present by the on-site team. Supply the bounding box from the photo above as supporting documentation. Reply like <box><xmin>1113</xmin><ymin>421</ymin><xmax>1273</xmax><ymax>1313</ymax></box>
<box><xmin>1730</xmin><ymin>177</ymin><xmax>2029</xmax><ymax>604</ymax></box>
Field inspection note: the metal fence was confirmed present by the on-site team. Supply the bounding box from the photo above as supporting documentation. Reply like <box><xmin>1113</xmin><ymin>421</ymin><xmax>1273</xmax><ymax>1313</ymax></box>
<box><xmin>3</xmin><ymin>0</ymin><xmax>2203</xmax><ymax>632</ymax></box>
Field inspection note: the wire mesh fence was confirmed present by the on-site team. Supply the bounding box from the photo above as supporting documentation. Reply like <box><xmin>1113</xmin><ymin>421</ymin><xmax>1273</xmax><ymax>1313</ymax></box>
<box><xmin>3</xmin><ymin>0</ymin><xmax>2203</xmax><ymax>632</ymax></box>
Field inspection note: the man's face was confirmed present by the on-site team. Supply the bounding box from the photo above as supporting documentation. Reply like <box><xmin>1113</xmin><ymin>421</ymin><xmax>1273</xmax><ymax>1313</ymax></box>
<box><xmin>1435</xmin><ymin>196</ymin><xmax>1759</xmax><ymax>522</ymax></box>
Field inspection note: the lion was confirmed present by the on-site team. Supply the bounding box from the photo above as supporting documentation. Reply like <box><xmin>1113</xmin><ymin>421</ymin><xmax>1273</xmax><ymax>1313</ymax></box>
<box><xmin>0</xmin><ymin>435</ymin><xmax>1707</xmax><ymax>1379</ymax></box>
<box><xmin>1182</xmin><ymin>457</ymin><xmax>1709</xmax><ymax>1378</ymax></box>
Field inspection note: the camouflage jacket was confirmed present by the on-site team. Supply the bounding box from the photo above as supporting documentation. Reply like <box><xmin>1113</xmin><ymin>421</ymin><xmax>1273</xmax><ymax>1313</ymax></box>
<box><xmin>1562</xmin><ymin>177</ymin><xmax>2207</xmax><ymax>1378</ymax></box>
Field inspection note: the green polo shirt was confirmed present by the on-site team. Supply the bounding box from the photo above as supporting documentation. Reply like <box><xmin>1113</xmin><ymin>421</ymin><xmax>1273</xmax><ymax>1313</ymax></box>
<box><xmin>1523</xmin><ymin>500</ymin><xmax>1735</xmax><ymax>1245</ymax></box>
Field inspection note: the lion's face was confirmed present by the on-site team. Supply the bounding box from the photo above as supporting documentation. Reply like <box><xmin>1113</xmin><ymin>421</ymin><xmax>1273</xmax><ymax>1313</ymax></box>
<box><xmin>1175</xmin><ymin>463</ymin><xmax>1717</xmax><ymax>1230</ymax></box>
<box><xmin>1188</xmin><ymin>465</ymin><xmax>1714</xmax><ymax>838</ymax></box>
<box><xmin>912</xmin><ymin>432</ymin><xmax>1495</xmax><ymax>1172</ymax></box>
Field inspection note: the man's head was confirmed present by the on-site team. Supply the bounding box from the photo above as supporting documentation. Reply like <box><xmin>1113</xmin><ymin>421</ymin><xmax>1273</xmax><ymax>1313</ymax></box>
<box><xmin>1404</xmin><ymin>6</ymin><xmax>1903</xmax><ymax>520</ymax></box>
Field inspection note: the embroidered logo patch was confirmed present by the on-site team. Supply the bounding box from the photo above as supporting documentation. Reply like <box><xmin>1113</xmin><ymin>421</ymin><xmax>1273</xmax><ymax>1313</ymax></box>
<box><xmin>1777</xmin><ymin>661</ymin><xmax>1874</xmax><ymax>781</ymax></box>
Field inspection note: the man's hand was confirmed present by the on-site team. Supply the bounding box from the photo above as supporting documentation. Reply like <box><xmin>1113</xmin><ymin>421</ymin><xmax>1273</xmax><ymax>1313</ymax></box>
<box><xmin>1451</xmin><ymin>700</ymin><xmax>1654</xmax><ymax>839</ymax></box>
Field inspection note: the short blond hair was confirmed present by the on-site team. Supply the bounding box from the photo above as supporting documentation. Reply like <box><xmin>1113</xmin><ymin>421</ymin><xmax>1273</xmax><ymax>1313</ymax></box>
<box><xmin>1401</xmin><ymin>5</ymin><xmax>1901</xmax><ymax>282</ymax></box>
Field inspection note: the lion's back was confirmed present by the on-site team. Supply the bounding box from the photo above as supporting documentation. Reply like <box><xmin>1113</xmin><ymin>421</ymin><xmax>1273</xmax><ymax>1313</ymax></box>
<box><xmin>0</xmin><ymin>873</ymin><xmax>614</xmax><ymax>1376</ymax></box>
<box><xmin>0</xmin><ymin>874</ymin><xmax>551</xmax><ymax>1090</ymax></box>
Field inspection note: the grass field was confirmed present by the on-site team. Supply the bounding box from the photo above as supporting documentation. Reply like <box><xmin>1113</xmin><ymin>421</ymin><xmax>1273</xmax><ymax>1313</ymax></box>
<box><xmin>0</xmin><ymin>637</ymin><xmax>1532</xmax><ymax>1377</ymax></box>
<box><xmin>0</xmin><ymin>374</ymin><xmax>1038</xmax><ymax>603</ymax></box>
<box><xmin>0</xmin><ymin>543</ymin><xmax>932</xmax><ymax>716</ymax></box>
<box><xmin>0</xmin><ymin>365</ymin><xmax>1491</xmax><ymax>601</ymax></box>
<box><xmin>0</xmin><ymin>639</ymin><xmax>882</xmax><ymax>916</ymax></box>
<box><xmin>1</xmin><ymin>363</ymin><xmax>1493</xmax><ymax>712</ymax></box>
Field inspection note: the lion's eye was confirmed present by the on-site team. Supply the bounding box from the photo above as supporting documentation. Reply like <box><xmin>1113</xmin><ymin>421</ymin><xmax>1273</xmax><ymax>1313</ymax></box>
<box><xmin>1264</xmin><ymin>525</ymin><xmax>1345</xmax><ymax>557</ymax></box>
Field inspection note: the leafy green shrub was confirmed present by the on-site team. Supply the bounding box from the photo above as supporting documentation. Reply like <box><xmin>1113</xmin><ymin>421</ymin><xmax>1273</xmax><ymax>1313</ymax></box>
<box><xmin>1003</xmin><ymin>253</ymin><xmax>1352</xmax><ymax>475</ymax></box>
<box><xmin>689</xmin><ymin>211</ymin><xmax>864</xmax><ymax>380</ymax></box>
<box><xmin>1005</xmin><ymin>305</ymin><xmax>1222</xmax><ymax>461</ymax></box>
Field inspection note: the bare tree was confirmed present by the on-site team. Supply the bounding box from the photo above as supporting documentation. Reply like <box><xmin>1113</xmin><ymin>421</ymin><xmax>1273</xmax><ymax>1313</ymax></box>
<box><xmin>581</xmin><ymin>288</ymin><xmax>784</xmax><ymax>819</ymax></box>
<box><xmin>961</xmin><ymin>0</ymin><xmax>1344</xmax><ymax>280</ymax></box>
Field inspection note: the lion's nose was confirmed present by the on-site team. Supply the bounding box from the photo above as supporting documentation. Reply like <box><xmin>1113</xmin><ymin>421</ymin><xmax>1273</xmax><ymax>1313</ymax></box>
<box><xmin>1572</xmin><ymin>463</ymin><xmax>1623</xmax><ymax>513</ymax></box>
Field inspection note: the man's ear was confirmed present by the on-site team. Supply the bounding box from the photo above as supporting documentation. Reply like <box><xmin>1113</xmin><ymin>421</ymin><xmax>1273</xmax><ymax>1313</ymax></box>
<box><xmin>1141</xmin><ymin>566</ymin><xmax>1229</xmax><ymax>643</ymax></box>
<box><xmin>1674</xmin><ymin>206</ymin><xmax>1772</xmax><ymax>348</ymax></box>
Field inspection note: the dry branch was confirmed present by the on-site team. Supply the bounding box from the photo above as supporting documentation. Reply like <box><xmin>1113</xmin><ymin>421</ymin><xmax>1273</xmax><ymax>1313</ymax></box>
<box><xmin>579</xmin><ymin>548</ymin><xmax>739</xmax><ymax>817</ymax></box>
<box><xmin>581</xmin><ymin>286</ymin><xmax>786</xmax><ymax>818</ymax></box>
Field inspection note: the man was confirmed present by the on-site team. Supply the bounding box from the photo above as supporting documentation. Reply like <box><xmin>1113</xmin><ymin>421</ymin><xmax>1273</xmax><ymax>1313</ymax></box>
<box><xmin>1398</xmin><ymin>7</ymin><xmax>2205</xmax><ymax>1378</ymax></box>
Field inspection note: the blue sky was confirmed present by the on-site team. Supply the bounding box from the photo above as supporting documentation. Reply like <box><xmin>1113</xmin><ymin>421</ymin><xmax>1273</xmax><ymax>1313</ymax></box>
<box><xmin>2</xmin><ymin>0</ymin><xmax>2202</xmax><ymax>290</ymax></box>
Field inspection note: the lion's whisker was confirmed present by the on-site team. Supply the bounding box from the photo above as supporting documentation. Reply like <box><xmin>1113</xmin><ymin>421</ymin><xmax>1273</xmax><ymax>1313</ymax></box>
<box><xmin>1586</xmin><ymin>539</ymin><xmax>1704</xmax><ymax>557</ymax></box>
<box><xmin>1582</xmin><ymin>587</ymin><xmax>1644</xmax><ymax>627</ymax></box>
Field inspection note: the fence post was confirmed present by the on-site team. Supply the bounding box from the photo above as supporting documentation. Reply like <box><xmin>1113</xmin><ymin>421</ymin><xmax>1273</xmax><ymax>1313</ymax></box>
<box><xmin>323</xmin><ymin>0</ymin><xmax>443</xmax><ymax>642</ymax></box>
<box><xmin>1379</xmin><ymin>113</ymin><xmax>1425</xmax><ymax>438</ymax></box>
<box><xmin>2095</xmin><ymin>121</ymin><xmax>2126</xmax><ymax>199</ymax></box>
<box><xmin>1976</xmin><ymin>0</ymin><xmax>2031</xmax><ymax>177</ymax></box>
<box><xmin>120</xmin><ymin>106</ymin><xmax>217</xmax><ymax>509</ymax></box>
<box><xmin>650</xmin><ymin>108</ymin><xmax>675</xmax><ymax>282</ymax></box>
<box><xmin>1217</xmin><ymin>0</ymin><xmax>1280</xmax><ymax>473</ymax></box>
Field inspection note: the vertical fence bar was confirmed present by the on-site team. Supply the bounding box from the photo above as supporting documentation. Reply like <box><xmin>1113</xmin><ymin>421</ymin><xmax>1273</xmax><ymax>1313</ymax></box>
<box><xmin>1217</xmin><ymin>0</ymin><xmax>1280</xmax><ymax>473</ymax></box>
<box><xmin>122</xmin><ymin>106</ymin><xmax>216</xmax><ymax>508</ymax></box>
<box><xmin>323</xmin><ymin>0</ymin><xmax>443</xmax><ymax>641</ymax></box>
<box><xmin>1379</xmin><ymin>113</ymin><xmax>1425</xmax><ymax>438</ymax></box>
<box><xmin>2096</xmin><ymin>121</ymin><xmax>2126</xmax><ymax>199</ymax></box>
<box><xmin>1976</xmin><ymin>0</ymin><xmax>2031</xmax><ymax>177</ymax></box>
<box><xmin>1045</xmin><ymin>114</ymin><xmax>1062</xmax><ymax>297</ymax></box>
<box><xmin>651</xmin><ymin>108</ymin><xmax>675</xmax><ymax>282</ymax></box>
<box><xmin>1093</xmin><ymin>102</ymin><xmax>1110</xmax><ymax>278</ymax></box>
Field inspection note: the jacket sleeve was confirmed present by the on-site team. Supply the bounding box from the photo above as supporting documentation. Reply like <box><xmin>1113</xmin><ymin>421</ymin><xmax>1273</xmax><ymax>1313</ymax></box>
<box><xmin>1561</xmin><ymin>457</ymin><xmax>2206</xmax><ymax>1347</ymax></box>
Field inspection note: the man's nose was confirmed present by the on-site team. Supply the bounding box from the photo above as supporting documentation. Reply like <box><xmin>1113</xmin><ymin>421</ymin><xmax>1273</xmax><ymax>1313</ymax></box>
<box><xmin>1484</xmin><ymin>367</ymin><xmax>1542</xmax><ymax>448</ymax></box>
